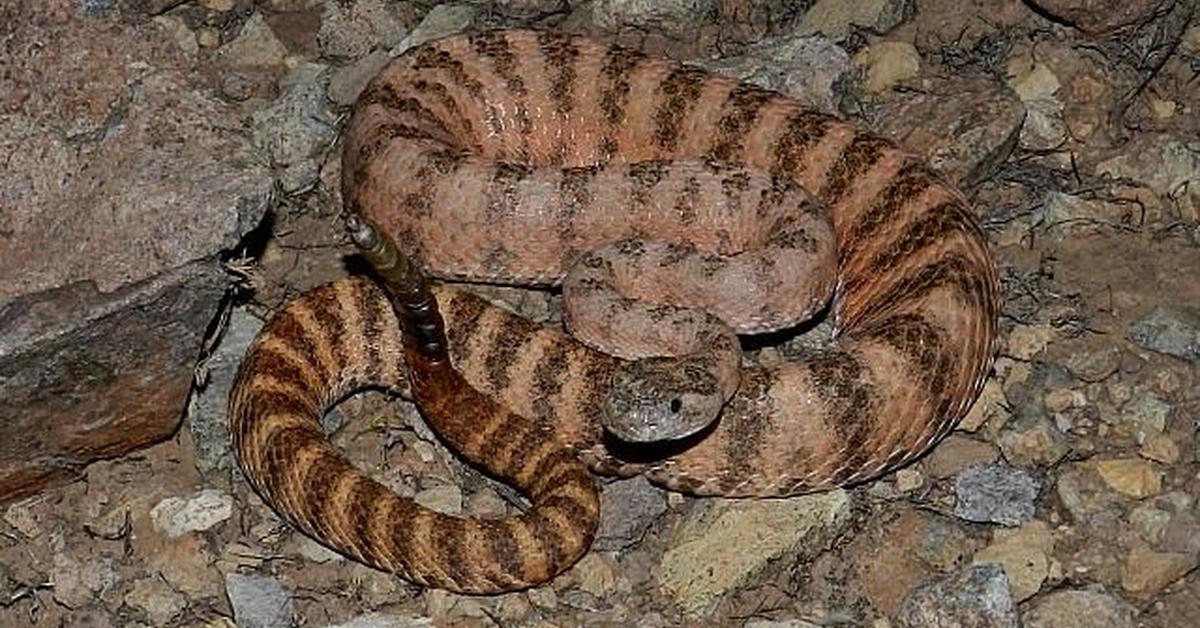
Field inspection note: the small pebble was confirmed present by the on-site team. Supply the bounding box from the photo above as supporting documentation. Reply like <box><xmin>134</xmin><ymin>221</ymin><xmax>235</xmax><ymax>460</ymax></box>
<box><xmin>199</xmin><ymin>0</ymin><xmax>236</xmax><ymax>10</ymax></box>
<box><xmin>1127</xmin><ymin>306</ymin><xmax>1200</xmax><ymax>362</ymax></box>
<box><xmin>3</xmin><ymin>500</ymin><xmax>44</xmax><ymax>538</ymax></box>
<box><xmin>1021</xmin><ymin>589</ymin><xmax>1137</xmax><ymax>628</ymax></box>
<box><xmin>1139</xmin><ymin>433</ymin><xmax>1181</xmax><ymax>464</ymax></box>
<box><xmin>1043</xmin><ymin>388</ymin><xmax>1077</xmax><ymax>413</ymax></box>
<box><xmin>895</xmin><ymin>468</ymin><xmax>924</xmax><ymax>492</ymax></box>
<box><xmin>124</xmin><ymin>577</ymin><xmax>187</xmax><ymax>626</ymax></box>
<box><xmin>225</xmin><ymin>573</ymin><xmax>294</xmax><ymax>628</ymax></box>
<box><xmin>896</xmin><ymin>564</ymin><xmax>1018</xmax><ymax>628</ymax></box>
<box><xmin>1121</xmin><ymin>393</ymin><xmax>1171</xmax><ymax>437</ymax></box>
<box><xmin>954</xmin><ymin>463</ymin><xmax>1041</xmax><ymax>527</ymax></box>
<box><xmin>1128</xmin><ymin>504</ymin><xmax>1171</xmax><ymax>545</ymax></box>
<box><xmin>414</xmin><ymin>484</ymin><xmax>463</xmax><ymax>515</ymax></box>
<box><xmin>1064</xmin><ymin>345</ymin><xmax>1121</xmax><ymax>382</ymax></box>
<box><xmin>1093</xmin><ymin>458</ymin><xmax>1162</xmax><ymax>499</ymax></box>
<box><xmin>595</xmin><ymin>476</ymin><xmax>668</xmax><ymax>551</ymax></box>
<box><xmin>972</xmin><ymin>521</ymin><xmax>1053</xmax><ymax>601</ymax></box>
<box><xmin>150</xmin><ymin>489</ymin><xmax>234</xmax><ymax>538</ymax></box>
<box><xmin>1121</xmin><ymin>545</ymin><xmax>1198</xmax><ymax>598</ymax></box>
<box><xmin>1006</xmin><ymin>324</ymin><xmax>1055</xmax><ymax>360</ymax></box>
<box><xmin>571</xmin><ymin>553</ymin><xmax>619</xmax><ymax>598</ymax></box>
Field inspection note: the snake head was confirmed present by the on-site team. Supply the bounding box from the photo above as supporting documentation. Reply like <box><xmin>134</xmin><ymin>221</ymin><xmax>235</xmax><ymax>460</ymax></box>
<box><xmin>602</xmin><ymin>357</ymin><xmax>726</xmax><ymax>443</ymax></box>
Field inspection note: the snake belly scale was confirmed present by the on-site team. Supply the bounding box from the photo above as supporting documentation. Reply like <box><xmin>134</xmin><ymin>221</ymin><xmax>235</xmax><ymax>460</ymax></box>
<box><xmin>229</xmin><ymin>29</ymin><xmax>1000</xmax><ymax>593</ymax></box>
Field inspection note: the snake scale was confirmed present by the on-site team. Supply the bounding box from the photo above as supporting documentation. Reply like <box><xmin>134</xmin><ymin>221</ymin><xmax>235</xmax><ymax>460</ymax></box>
<box><xmin>229</xmin><ymin>29</ymin><xmax>999</xmax><ymax>594</ymax></box>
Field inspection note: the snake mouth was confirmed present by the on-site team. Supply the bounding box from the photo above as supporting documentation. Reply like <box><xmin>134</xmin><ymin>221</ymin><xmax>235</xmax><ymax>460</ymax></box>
<box><xmin>603</xmin><ymin>399</ymin><xmax>698</xmax><ymax>443</ymax></box>
<box><xmin>601</xmin><ymin>361</ymin><xmax>726</xmax><ymax>444</ymax></box>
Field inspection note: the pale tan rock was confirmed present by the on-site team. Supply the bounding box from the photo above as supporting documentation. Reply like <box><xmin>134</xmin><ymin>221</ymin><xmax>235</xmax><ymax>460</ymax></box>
<box><xmin>526</xmin><ymin>586</ymin><xmax>558</xmax><ymax>610</ymax></box>
<box><xmin>216</xmin><ymin>13</ymin><xmax>289</xmax><ymax>68</ymax></box>
<box><xmin>1005</xmin><ymin>54</ymin><xmax>1066</xmax><ymax>150</ymax></box>
<box><xmin>656</xmin><ymin>490</ymin><xmax>850</xmax><ymax>615</ymax></box>
<box><xmin>1140</xmin><ymin>433</ymin><xmax>1181</xmax><ymax>464</ymax></box>
<box><xmin>799</xmin><ymin>0</ymin><xmax>914</xmax><ymax>39</ymax></box>
<box><xmin>960</xmin><ymin>380</ymin><xmax>1009</xmax><ymax>433</ymax></box>
<box><xmin>1093</xmin><ymin>458</ymin><xmax>1163</xmax><ymax>499</ymax></box>
<box><xmin>895</xmin><ymin>468</ymin><xmax>924</xmax><ymax>492</ymax></box>
<box><xmin>857</xmin><ymin>41</ymin><xmax>920</xmax><ymax>92</ymax></box>
<box><xmin>998</xmin><ymin>415</ymin><xmax>1070</xmax><ymax>467</ymax></box>
<box><xmin>1129</xmin><ymin>504</ymin><xmax>1171</xmax><ymax>545</ymax></box>
<box><xmin>1007</xmin><ymin>324</ymin><xmax>1056</xmax><ymax>360</ymax></box>
<box><xmin>2</xmin><ymin>499</ymin><xmax>44</xmax><ymax>538</ymax></box>
<box><xmin>1021</xmin><ymin>589</ymin><xmax>1137</xmax><ymax>628</ymax></box>
<box><xmin>1121</xmin><ymin>544</ymin><xmax>1197</xmax><ymax>598</ymax></box>
<box><xmin>925</xmin><ymin>436</ymin><xmax>999</xmax><ymax>479</ymax></box>
<box><xmin>150</xmin><ymin>489</ymin><xmax>234</xmax><ymax>538</ymax></box>
<box><xmin>1011</xmin><ymin>62</ymin><xmax>1061</xmax><ymax>102</ymax></box>
<box><xmin>973</xmin><ymin>520</ymin><xmax>1054</xmax><ymax>601</ymax></box>
<box><xmin>413</xmin><ymin>484</ymin><xmax>463</xmax><ymax>515</ymax></box>
<box><xmin>571</xmin><ymin>554</ymin><xmax>619</xmax><ymax>598</ymax></box>
<box><xmin>196</xmin><ymin>27</ymin><xmax>221</xmax><ymax>48</ymax></box>
<box><xmin>1043</xmin><ymin>388</ymin><xmax>1080</xmax><ymax>413</ymax></box>
<box><xmin>124</xmin><ymin>576</ymin><xmax>187</xmax><ymax>626</ymax></box>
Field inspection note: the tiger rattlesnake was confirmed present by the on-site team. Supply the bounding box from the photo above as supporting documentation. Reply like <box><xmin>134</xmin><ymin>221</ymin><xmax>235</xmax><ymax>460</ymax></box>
<box><xmin>228</xmin><ymin>29</ymin><xmax>1000</xmax><ymax>594</ymax></box>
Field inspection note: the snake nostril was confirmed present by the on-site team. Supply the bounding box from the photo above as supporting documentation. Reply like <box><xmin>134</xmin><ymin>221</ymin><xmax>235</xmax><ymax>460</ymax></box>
<box><xmin>669</xmin><ymin>398</ymin><xmax>682</xmax><ymax>413</ymax></box>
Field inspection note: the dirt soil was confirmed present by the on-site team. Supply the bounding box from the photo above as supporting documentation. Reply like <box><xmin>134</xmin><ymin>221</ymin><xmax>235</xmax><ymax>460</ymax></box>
<box><xmin>1</xmin><ymin>1</ymin><xmax>1198</xmax><ymax>627</ymax></box>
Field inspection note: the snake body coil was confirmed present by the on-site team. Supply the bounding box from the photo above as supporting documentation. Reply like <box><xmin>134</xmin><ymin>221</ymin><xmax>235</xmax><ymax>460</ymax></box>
<box><xmin>229</xmin><ymin>29</ymin><xmax>999</xmax><ymax>593</ymax></box>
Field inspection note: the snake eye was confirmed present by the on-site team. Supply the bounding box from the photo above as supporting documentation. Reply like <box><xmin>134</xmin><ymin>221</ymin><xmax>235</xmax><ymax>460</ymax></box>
<box><xmin>669</xmin><ymin>398</ymin><xmax>682</xmax><ymax>413</ymax></box>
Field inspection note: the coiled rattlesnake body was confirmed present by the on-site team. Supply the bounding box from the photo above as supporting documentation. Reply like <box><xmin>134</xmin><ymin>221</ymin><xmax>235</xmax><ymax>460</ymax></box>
<box><xmin>229</xmin><ymin>29</ymin><xmax>999</xmax><ymax>593</ymax></box>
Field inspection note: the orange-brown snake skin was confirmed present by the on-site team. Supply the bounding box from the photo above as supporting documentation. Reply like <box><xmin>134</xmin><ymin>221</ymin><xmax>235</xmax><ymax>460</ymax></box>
<box><xmin>229</xmin><ymin>29</ymin><xmax>1000</xmax><ymax>593</ymax></box>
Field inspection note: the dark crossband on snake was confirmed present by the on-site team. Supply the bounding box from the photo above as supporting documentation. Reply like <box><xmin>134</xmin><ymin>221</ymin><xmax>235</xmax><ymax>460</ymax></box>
<box><xmin>228</xmin><ymin>29</ymin><xmax>999</xmax><ymax>594</ymax></box>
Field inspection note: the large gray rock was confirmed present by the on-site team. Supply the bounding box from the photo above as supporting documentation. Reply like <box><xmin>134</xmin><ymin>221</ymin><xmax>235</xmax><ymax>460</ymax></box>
<box><xmin>0</xmin><ymin>1</ymin><xmax>269</xmax><ymax>503</ymax></box>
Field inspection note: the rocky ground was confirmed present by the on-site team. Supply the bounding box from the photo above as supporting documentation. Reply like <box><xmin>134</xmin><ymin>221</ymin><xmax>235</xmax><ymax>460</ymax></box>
<box><xmin>2</xmin><ymin>0</ymin><xmax>1199</xmax><ymax>626</ymax></box>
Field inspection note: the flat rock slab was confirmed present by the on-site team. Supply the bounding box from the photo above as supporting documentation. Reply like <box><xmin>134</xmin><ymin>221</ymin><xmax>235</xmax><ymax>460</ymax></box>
<box><xmin>655</xmin><ymin>490</ymin><xmax>851</xmax><ymax>616</ymax></box>
<box><xmin>1024</xmin><ymin>0</ymin><xmax>1170</xmax><ymax>35</ymax></box>
<box><xmin>872</xmin><ymin>76</ymin><xmax>1025</xmax><ymax>188</ymax></box>
<box><xmin>0</xmin><ymin>1</ymin><xmax>269</xmax><ymax>503</ymax></box>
